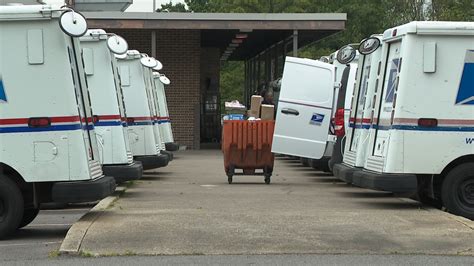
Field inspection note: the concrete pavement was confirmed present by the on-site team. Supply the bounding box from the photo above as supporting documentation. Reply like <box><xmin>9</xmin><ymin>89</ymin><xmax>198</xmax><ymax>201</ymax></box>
<box><xmin>65</xmin><ymin>150</ymin><xmax>474</xmax><ymax>256</ymax></box>
<box><xmin>0</xmin><ymin>206</ymin><xmax>91</xmax><ymax>262</ymax></box>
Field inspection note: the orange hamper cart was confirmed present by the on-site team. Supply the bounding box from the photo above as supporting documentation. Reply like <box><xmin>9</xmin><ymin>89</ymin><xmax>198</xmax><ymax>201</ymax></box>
<box><xmin>222</xmin><ymin>120</ymin><xmax>275</xmax><ymax>184</ymax></box>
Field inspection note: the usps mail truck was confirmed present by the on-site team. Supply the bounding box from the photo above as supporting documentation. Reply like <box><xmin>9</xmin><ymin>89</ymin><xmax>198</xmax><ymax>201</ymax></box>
<box><xmin>116</xmin><ymin>50</ymin><xmax>169</xmax><ymax>170</ymax></box>
<box><xmin>328</xmin><ymin>46</ymin><xmax>359</xmax><ymax>170</ymax></box>
<box><xmin>80</xmin><ymin>29</ymin><xmax>143</xmax><ymax>183</ymax></box>
<box><xmin>0</xmin><ymin>5</ymin><xmax>116</xmax><ymax>237</ymax></box>
<box><xmin>333</xmin><ymin>36</ymin><xmax>384</xmax><ymax>183</ymax></box>
<box><xmin>153</xmin><ymin>72</ymin><xmax>179</xmax><ymax>151</ymax></box>
<box><xmin>340</xmin><ymin>22</ymin><xmax>474</xmax><ymax>219</ymax></box>
<box><xmin>141</xmin><ymin>60</ymin><xmax>173</xmax><ymax>161</ymax></box>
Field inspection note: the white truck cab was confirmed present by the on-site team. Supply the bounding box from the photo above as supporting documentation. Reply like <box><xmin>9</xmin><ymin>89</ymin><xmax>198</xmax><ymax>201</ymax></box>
<box><xmin>327</xmin><ymin>46</ymin><xmax>359</xmax><ymax>170</ymax></box>
<box><xmin>152</xmin><ymin>72</ymin><xmax>179</xmax><ymax>151</ymax></box>
<box><xmin>116</xmin><ymin>50</ymin><xmax>169</xmax><ymax>170</ymax></box>
<box><xmin>80</xmin><ymin>29</ymin><xmax>143</xmax><ymax>183</ymax></box>
<box><xmin>333</xmin><ymin>35</ymin><xmax>384</xmax><ymax>183</ymax></box>
<box><xmin>338</xmin><ymin>22</ymin><xmax>474</xmax><ymax>219</ymax></box>
<box><xmin>0</xmin><ymin>5</ymin><xmax>115</xmax><ymax>237</ymax></box>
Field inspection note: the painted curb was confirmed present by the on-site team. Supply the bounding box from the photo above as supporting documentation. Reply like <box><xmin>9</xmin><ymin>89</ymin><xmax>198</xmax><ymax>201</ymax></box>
<box><xmin>59</xmin><ymin>185</ymin><xmax>127</xmax><ymax>255</ymax></box>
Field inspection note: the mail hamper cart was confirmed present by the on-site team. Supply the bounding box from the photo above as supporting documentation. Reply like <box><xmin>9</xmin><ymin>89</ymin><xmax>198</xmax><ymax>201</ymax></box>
<box><xmin>222</xmin><ymin>120</ymin><xmax>275</xmax><ymax>184</ymax></box>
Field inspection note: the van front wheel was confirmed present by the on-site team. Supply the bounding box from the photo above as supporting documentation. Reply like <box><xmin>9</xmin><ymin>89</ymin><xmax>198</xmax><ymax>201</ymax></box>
<box><xmin>442</xmin><ymin>163</ymin><xmax>474</xmax><ymax>220</ymax></box>
<box><xmin>0</xmin><ymin>177</ymin><xmax>24</xmax><ymax>239</ymax></box>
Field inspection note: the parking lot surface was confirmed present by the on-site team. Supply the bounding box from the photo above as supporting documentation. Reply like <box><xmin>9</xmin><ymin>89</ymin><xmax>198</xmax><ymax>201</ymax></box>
<box><xmin>0</xmin><ymin>206</ymin><xmax>91</xmax><ymax>263</ymax></box>
<box><xmin>69</xmin><ymin>150</ymin><xmax>473</xmax><ymax>256</ymax></box>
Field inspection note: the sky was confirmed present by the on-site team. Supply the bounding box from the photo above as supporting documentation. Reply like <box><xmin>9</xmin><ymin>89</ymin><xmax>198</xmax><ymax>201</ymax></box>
<box><xmin>43</xmin><ymin>0</ymin><xmax>186</xmax><ymax>12</ymax></box>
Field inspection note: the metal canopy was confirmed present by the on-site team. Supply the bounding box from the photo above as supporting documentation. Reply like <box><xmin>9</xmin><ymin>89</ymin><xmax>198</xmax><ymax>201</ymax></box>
<box><xmin>84</xmin><ymin>12</ymin><xmax>346</xmax><ymax>61</ymax></box>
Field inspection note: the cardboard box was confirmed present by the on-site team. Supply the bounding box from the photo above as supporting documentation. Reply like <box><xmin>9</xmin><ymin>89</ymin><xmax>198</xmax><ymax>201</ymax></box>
<box><xmin>260</xmin><ymin>104</ymin><xmax>275</xmax><ymax>120</ymax></box>
<box><xmin>250</xmin><ymin>95</ymin><xmax>262</xmax><ymax>118</ymax></box>
<box><xmin>248</xmin><ymin>110</ymin><xmax>259</xmax><ymax>118</ymax></box>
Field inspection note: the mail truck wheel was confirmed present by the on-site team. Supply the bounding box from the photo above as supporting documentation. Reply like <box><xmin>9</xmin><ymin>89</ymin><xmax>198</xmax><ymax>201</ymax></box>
<box><xmin>18</xmin><ymin>208</ymin><xmax>40</xmax><ymax>229</ymax></box>
<box><xmin>0</xmin><ymin>177</ymin><xmax>24</xmax><ymax>239</ymax></box>
<box><xmin>442</xmin><ymin>163</ymin><xmax>474</xmax><ymax>220</ymax></box>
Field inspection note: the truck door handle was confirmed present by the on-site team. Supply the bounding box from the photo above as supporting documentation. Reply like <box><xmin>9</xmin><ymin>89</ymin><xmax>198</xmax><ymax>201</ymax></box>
<box><xmin>281</xmin><ymin>108</ymin><xmax>299</xmax><ymax>116</ymax></box>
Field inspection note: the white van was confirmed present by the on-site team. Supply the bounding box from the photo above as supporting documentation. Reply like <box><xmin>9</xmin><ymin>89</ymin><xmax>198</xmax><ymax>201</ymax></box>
<box><xmin>153</xmin><ymin>72</ymin><xmax>179</xmax><ymax>151</ymax></box>
<box><xmin>116</xmin><ymin>50</ymin><xmax>169</xmax><ymax>170</ymax></box>
<box><xmin>339</xmin><ymin>22</ymin><xmax>474</xmax><ymax>219</ymax></box>
<box><xmin>272</xmin><ymin>57</ymin><xmax>337</xmax><ymax>160</ymax></box>
<box><xmin>333</xmin><ymin>35</ymin><xmax>384</xmax><ymax>183</ymax></box>
<box><xmin>0</xmin><ymin>5</ymin><xmax>115</xmax><ymax>237</ymax></box>
<box><xmin>80</xmin><ymin>29</ymin><xmax>143</xmax><ymax>183</ymax></box>
<box><xmin>280</xmin><ymin>48</ymin><xmax>358</xmax><ymax>171</ymax></box>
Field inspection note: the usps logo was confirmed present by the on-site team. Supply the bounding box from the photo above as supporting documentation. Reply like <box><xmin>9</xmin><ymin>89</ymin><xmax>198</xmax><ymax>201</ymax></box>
<box><xmin>310</xmin><ymin>113</ymin><xmax>325</xmax><ymax>126</ymax></box>
<box><xmin>456</xmin><ymin>50</ymin><xmax>474</xmax><ymax>105</ymax></box>
<box><xmin>0</xmin><ymin>78</ymin><xmax>6</xmax><ymax>103</ymax></box>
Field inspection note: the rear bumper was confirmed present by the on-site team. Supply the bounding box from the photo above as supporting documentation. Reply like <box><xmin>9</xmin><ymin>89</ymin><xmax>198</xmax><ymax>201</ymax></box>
<box><xmin>165</xmin><ymin>142</ymin><xmax>179</xmax><ymax>151</ymax></box>
<box><xmin>160</xmin><ymin>150</ymin><xmax>174</xmax><ymax>161</ymax></box>
<box><xmin>352</xmin><ymin>170</ymin><xmax>417</xmax><ymax>193</ymax></box>
<box><xmin>51</xmin><ymin>176</ymin><xmax>116</xmax><ymax>203</ymax></box>
<box><xmin>134</xmin><ymin>154</ymin><xmax>169</xmax><ymax>170</ymax></box>
<box><xmin>333</xmin><ymin>163</ymin><xmax>361</xmax><ymax>184</ymax></box>
<box><xmin>102</xmin><ymin>161</ymin><xmax>143</xmax><ymax>183</ymax></box>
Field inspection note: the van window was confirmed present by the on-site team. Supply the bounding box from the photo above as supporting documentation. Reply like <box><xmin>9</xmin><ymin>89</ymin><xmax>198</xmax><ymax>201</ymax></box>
<box><xmin>27</xmin><ymin>29</ymin><xmax>44</xmax><ymax>65</ymax></box>
<box><xmin>385</xmin><ymin>58</ymin><xmax>402</xmax><ymax>103</ymax></box>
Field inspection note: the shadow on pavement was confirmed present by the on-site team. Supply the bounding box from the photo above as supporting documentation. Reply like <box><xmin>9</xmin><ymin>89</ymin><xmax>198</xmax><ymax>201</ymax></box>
<box><xmin>302</xmin><ymin>172</ymin><xmax>334</xmax><ymax>177</ymax></box>
<box><xmin>308</xmin><ymin>177</ymin><xmax>343</xmax><ymax>183</ymax></box>
<box><xmin>356</xmin><ymin>200</ymin><xmax>423</xmax><ymax>210</ymax></box>
<box><xmin>13</xmin><ymin>227</ymin><xmax>70</xmax><ymax>241</ymax></box>
<box><xmin>337</xmin><ymin>191</ymin><xmax>394</xmax><ymax>198</ymax></box>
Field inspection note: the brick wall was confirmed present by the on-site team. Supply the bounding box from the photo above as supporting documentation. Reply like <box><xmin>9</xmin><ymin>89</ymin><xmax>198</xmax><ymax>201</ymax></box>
<box><xmin>112</xmin><ymin>29</ymin><xmax>201</xmax><ymax>149</ymax></box>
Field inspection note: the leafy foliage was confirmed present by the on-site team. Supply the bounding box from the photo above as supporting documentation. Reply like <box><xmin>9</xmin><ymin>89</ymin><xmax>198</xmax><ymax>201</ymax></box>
<box><xmin>156</xmin><ymin>1</ymin><xmax>188</xmax><ymax>12</ymax></box>
<box><xmin>163</xmin><ymin>0</ymin><xmax>473</xmax><ymax>105</ymax></box>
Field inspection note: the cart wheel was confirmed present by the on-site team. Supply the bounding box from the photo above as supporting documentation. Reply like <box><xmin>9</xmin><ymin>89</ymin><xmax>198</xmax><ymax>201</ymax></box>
<box><xmin>228</xmin><ymin>177</ymin><xmax>233</xmax><ymax>184</ymax></box>
<box><xmin>264</xmin><ymin>177</ymin><xmax>271</xmax><ymax>184</ymax></box>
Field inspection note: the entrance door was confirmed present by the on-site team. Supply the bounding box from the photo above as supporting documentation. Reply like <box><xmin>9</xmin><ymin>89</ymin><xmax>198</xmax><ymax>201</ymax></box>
<box><xmin>272</xmin><ymin>57</ymin><xmax>335</xmax><ymax>159</ymax></box>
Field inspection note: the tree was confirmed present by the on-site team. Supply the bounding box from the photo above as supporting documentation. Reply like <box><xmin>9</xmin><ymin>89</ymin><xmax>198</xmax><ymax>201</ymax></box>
<box><xmin>156</xmin><ymin>2</ymin><xmax>188</xmax><ymax>12</ymax></box>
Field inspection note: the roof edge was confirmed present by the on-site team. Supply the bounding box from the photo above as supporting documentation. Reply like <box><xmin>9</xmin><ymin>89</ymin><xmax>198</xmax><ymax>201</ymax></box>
<box><xmin>83</xmin><ymin>12</ymin><xmax>347</xmax><ymax>21</ymax></box>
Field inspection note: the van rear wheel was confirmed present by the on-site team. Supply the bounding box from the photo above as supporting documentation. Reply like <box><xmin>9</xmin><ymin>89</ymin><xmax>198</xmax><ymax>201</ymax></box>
<box><xmin>0</xmin><ymin>177</ymin><xmax>24</xmax><ymax>239</ymax></box>
<box><xmin>18</xmin><ymin>208</ymin><xmax>40</xmax><ymax>229</ymax></box>
<box><xmin>441</xmin><ymin>163</ymin><xmax>474</xmax><ymax>220</ymax></box>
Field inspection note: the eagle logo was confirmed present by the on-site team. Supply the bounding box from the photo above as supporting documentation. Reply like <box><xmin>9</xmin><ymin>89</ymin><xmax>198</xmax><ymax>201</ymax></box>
<box><xmin>456</xmin><ymin>50</ymin><xmax>474</xmax><ymax>105</ymax></box>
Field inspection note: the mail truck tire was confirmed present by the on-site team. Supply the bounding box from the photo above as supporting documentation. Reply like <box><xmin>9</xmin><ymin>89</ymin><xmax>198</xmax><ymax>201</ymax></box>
<box><xmin>0</xmin><ymin>177</ymin><xmax>24</xmax><ymax>239</ymax></box>
<box><xmin>441</xmin><ymin>163</ymin><xmax>474</xmax><ymax>220</ymax></box>
<box><xmin>18</xmin><ymin>208</ymin><xmax>40</xmax><ymax>229</ymax></box>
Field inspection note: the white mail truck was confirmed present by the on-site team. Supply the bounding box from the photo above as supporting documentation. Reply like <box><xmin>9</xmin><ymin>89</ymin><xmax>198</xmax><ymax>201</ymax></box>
<box><xmin>142</xmin><ymin>60</ymin><xmax>173</xmax><ymax>161</ymax></box>
<box><xmin>333</xmin><ymin>35</ymin><xmax>384</xmax><ymax>183</ymax></box>
<box><xmin>80</xmin><ymin>29</ymin><xmax>143</xmax><ymax>183</ymax></box>
<box><xmin>0</xmin><ymin>5</ymin><xmax>115</xmax><ymax>237</ymax></box>
<box><xmin>153</xmin><ymin>72</ymin><xmax>179</xmax><ymax>151</ymax></box>
<box><xmin>328</xmin><ymin>46</ymin><xmax>359</xmax><ymax>170</ymax></box>
<box><xmin>338</xmin><ymin>22</ymin><xmax>474</xmax><ymax>219</ymax></box>
<box><xmin>116</xmin><ymin>50</ymin><xmax>169</xmax><ymax>170</ymax></box>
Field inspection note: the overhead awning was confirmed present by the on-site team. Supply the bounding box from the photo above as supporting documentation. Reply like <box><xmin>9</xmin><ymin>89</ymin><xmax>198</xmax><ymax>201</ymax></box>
<box><xmin>84</xmin><ymin>12</ymin><xmax>346</xmax><ymax>60</ymax></box>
